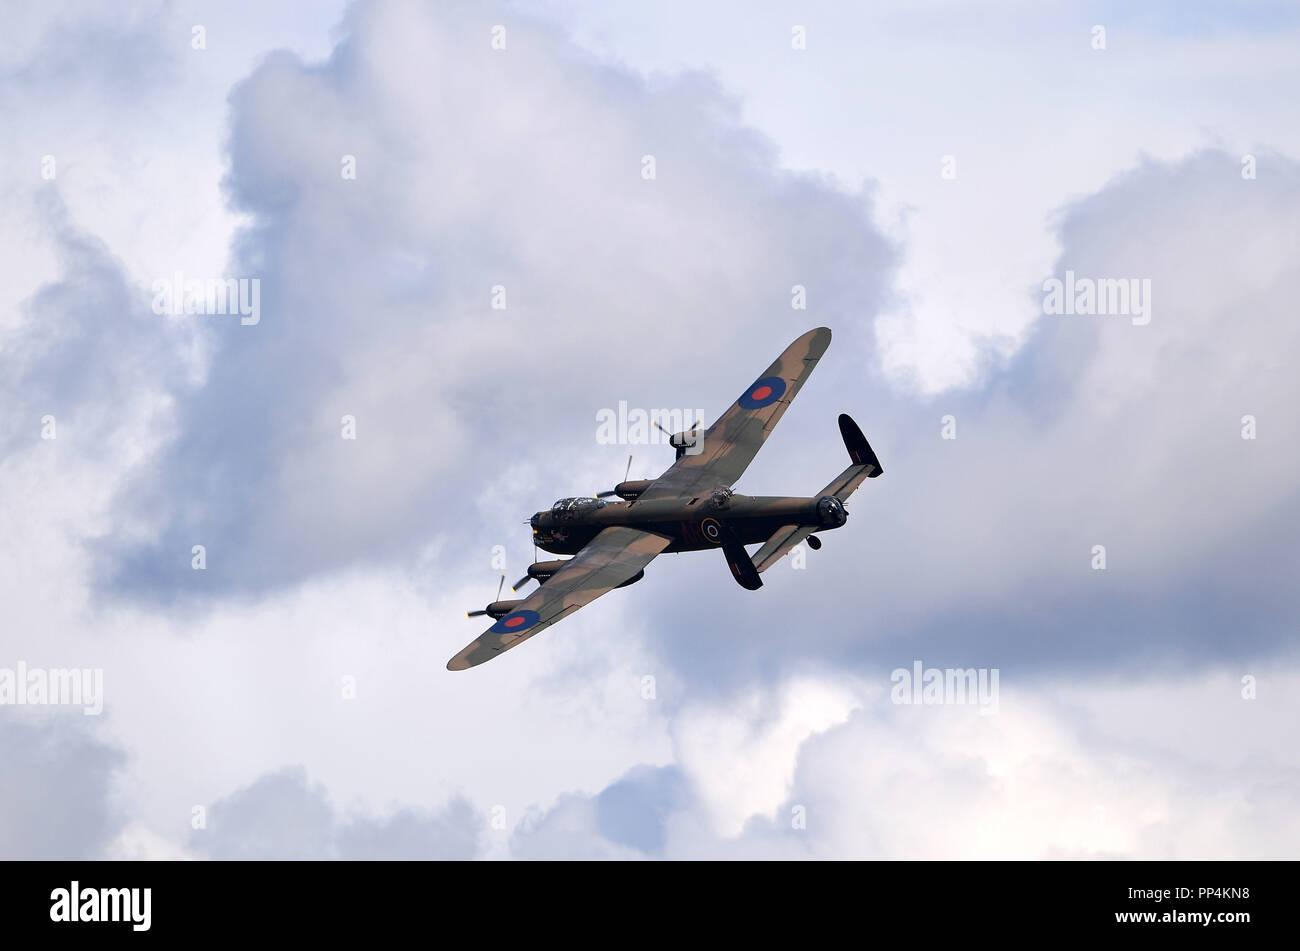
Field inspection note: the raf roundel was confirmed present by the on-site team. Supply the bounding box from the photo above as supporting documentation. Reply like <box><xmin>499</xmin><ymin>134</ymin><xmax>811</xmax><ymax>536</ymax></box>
<box><xmin>489</xmin><ymin>609</ymin><xmax>541</xmax><ymax>635</ymax></box>
<box><xmin>738</xmin><ymin>375</ymin><xmax>787</xmax><ymax>410</ymax></box>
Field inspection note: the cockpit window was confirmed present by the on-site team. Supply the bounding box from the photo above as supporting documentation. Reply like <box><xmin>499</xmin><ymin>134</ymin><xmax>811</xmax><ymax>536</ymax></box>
<box><xmin>551</xmin><ymin>497</ymin><xmax>606</xmax><ymax>519</ymax></box>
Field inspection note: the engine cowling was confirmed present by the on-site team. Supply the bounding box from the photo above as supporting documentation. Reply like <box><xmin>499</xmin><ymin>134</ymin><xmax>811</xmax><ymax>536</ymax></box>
<box><xmin>667</xmin><ymin>431</ymin><xmax>702</xmax><ymax>459</ymax></box>
<box><xmin>609</xmin><ymin>479</ymin><xmax>654</xmax><ymax>501</ymax></box>
<box><xmin>526</xmin><ymin>560</ymin><xmax>569</xmax><ymax>583</ymax></box>
<box><xmin>484</xmin><ymin>599</ymin><xmax>523</xmax><ymax>619</ymax></box>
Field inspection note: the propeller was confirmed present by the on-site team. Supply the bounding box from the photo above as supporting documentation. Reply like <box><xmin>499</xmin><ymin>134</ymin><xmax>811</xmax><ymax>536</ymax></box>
<box><xmin>596</xmin><ymin>453</ymin><xmax>635</xmax><ymax>499</ymax></box>
<box><xmin>656</xmin><ymin>417</ymin><xmax>704</xmax><ymax>460</ymax></box>
<box><xmin>511</xmin><ymin>571</ymin><xmax>534</xmax><ymax>591</ymax></box>
<box><xmin>653</xmin><ymin>417</ymin><xmax>704</xmax><ymax>442</ymax></box>
<box><xmin>466</xmin><ymin>574</ymin><xmax>509</xmax><ymax>618</ymax></box>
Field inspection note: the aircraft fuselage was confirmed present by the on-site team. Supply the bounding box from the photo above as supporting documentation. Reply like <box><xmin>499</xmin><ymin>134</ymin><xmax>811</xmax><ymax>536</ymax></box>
<box><xmin>530</xmin><ymin>493</ymin><xmax>844</xmax><ymax>555</ymax></box>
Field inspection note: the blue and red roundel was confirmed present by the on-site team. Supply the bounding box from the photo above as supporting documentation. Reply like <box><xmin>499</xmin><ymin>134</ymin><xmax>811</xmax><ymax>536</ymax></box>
<box><xmin>738</xmin><ymin>376</ymin><xmax>787</xmax><ymax>410</ymax></box>
<box><xmin>490</xmin><ymin>609</ymin><xmax>541</xmax><ymax>635</ymax></box>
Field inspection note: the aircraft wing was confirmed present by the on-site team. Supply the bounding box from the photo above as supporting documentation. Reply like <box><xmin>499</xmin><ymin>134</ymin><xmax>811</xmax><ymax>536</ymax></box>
<box><xmin>637</xmin><ymin>327</ymin><xmax>832</xmax><ymax>501</ymax></box>
<box><xmin>447</xmin><ymin>526</ymin><xmax>671</xmax><ymax>670</ymax></box>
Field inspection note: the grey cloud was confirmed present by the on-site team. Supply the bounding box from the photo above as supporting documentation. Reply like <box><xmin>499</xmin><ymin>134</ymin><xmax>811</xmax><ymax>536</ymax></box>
<box><xmin>92</xmin><ymin>0</ymin><xmax>896</xmax><ymax>599</ymax></box>
<box><xmin>0</xmin><ymin>194</ymin><xmax>188</xmax><ymax>454</ymax></box>
<box><xmin>190</xmin><ymin>766</ymin><xmax>481</xmax><ymax>860</ymax></box>
<box><xmin>0</xmin><ymin>3</ymin><xmax>174</xmax><ymax>97</ymax></box>
<box><xmin>507</xmin><ymin>768</ymin><xmax>690</xmax><ymax>860</ymax></box>
<box><xmin>641</xmin><ymin>148</ymin><xmax>1300</xmax><ymax>691</ymax></box>
<box><xmin>591</xmin><ymin>764</ymin><xmax>689</xmax><ymax>854</ymax></box>
<box><xmin>0</xmin><ymin>713</ymin><xmax>127</xmax><ymax>859</ymax></box>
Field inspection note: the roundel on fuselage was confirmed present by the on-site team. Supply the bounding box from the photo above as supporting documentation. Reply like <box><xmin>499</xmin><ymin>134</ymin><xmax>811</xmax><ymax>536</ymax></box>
<box><xmin>700</xmin><ymin>516</ymin><xmax>725</xmax><ymax>545</ymax></box>
<box><xmin>738</xmin><ymin>375</ymin><xmax>787</xmax><ymax>410</ymax></box>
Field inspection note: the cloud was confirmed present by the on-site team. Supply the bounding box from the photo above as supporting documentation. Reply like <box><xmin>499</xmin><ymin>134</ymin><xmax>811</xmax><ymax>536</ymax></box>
<box><xmin>0</xmin><ymin>713</ymin><xmax>127</xmax><ymax>859</ymax></box>
<box><xmin>642</xmin><ymin>147</ymin><xmax>1300</xmax><ymax>690</ymax></box>
<box><xmin>1</xmin><ymin>0</ymin><xmax>1297</xmax><ymax>862</ymax></box>
<box><xmin>189</xmin><ymin>765</ymin><xmax>481</xmax><ymax>860</ymax></box>
<box><xmin>512</xmin><ymin>664</ymin><xmax>1300</xmax><ymax>859</ymax></box>
<box><xmin>91</xmin><ymin>0</ymin><xmax>895</xmax><ymax>600</ymax></box>
<box><xmin>0</xmin><ymin>193</ymin><xmax>188</xmax><ymax>459</ymax></box>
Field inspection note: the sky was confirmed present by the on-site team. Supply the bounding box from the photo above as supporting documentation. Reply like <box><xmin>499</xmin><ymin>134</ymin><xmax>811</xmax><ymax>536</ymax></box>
<box><xmin>1</xmin><ymin>0</ymin><xmax>1297</xmax><ymax>860</ymax></box>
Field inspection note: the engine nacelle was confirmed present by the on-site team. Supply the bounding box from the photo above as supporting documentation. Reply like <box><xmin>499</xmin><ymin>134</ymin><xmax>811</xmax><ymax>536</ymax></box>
<box><xmin>667</xmin><ymin>430</ymin><xmax>702</xmax><ymax>459</ymax></box>
<box><xmin>610</xmin><ymin>479</ymin><xmax>654</xmax><ymax>501</ymax></box>
<box><xmin>484</xmin><ymin>599</ymin><xmax>523</xmax><ymax>619</ymax></box>
<box><xmin>526</xmin><ymin>560</ymin><xmax>569</xmax><ymax>583</ymax></box>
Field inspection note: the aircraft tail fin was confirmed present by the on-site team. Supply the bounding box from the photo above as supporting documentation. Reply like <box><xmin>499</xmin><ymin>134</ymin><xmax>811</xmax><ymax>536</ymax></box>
<box><xmin>818</xmin><ymin>414</ymin><xmax>882</xmax><ymax>501</ymax></box>
<box><xmin>752</xmin><ymin>415</ymin><xmax>883</xmax><ymax>573</ymax></box>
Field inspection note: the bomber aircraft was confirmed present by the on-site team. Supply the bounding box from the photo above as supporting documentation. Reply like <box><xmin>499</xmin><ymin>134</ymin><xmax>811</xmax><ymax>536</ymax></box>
<box><xmin>449</xmin><ymin>326</ymin><xmax>882</xmax><ymax>670</ymax></box>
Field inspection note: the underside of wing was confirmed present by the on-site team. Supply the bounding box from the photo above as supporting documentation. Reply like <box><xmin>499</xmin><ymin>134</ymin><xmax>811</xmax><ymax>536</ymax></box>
<box><xmin>638</xmin><ymin>327</ymin><xmax>832</xmax><ymax>501</ymax></box>
<box><xmin>447</xmin><ymin>526</ymin><xmax>671</xmax><ymax>670</ymax></box>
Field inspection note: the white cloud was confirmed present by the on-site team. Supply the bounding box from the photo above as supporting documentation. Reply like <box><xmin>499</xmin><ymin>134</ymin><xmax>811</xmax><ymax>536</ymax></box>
<box><xmin>512</xmin><ymin>663</ymin><xmax>1300</xmax><ymax>859</ymax></box>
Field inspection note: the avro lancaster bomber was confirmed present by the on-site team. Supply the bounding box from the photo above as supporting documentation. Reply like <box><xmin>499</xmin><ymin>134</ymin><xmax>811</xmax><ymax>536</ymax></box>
<box><xmin>449</xmin><ymin>326</ymin><xmax>882</xmax><ymax>670</ymax></box>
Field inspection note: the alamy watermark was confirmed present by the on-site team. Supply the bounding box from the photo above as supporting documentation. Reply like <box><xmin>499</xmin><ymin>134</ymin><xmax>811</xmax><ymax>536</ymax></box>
<box><xmin>596</xmin><ymin>402</ymin><xmax>706</xmax><ymax>454</ymax></box>
<box><xmin>50</xmin><ymin>882</ymin><xmax>150</xmax><ymax>931</ymax></box>
<box><xmin>151</xmin><ymin>271</ymin><xmax>261</xmax><ymax>325</ymax></box>
<box><xmin>0</xmin><ymin>661</ymin><xmax>103</xmax><ymax>715</ymax></box>
<box><xmin>1042</xmin><ymin>270</ymin><xmax>1151</xmax><ymax>326</ymax></box>
<box><xmin>890</xmin><ymin>660</ymin><xmax>999</xmax><ymax>715</ymax></box>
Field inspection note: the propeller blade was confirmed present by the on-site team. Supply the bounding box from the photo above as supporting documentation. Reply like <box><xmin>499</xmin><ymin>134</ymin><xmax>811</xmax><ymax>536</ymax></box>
<box><xmin>468</xmin><ymin>573</ymin><xmax>509</xmax><ymax>618</ymax></box>
<box><xmin>512</xmin><ymin>574</ymin><xmax>532</xmax><ymax>591</ymax></box>
<box><xmin>654</xmin><ymin>419</ymin><xmax>702</xmax><ymax>438</ymax></box>
<box><xmin>597</xmin><ymin>453</ymin><xmax>635</xmax><ymax>498</ymax></box>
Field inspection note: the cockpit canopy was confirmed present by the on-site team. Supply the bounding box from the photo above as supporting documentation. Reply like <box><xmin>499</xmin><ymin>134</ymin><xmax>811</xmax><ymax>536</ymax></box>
<box><xmin>551</xmin><ymin>497</ymin><xmax>606</xmax><ymax>520</ymax></box>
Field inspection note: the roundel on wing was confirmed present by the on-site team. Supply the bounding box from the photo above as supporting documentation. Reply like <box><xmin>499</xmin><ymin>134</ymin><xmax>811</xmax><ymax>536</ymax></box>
<box><xmin>700</xmin><ymin>516</ymin><xmax>725</xmax><ymax>546</ymax></box>
<box><xmin>738</xmin><ymin>376</ymin><xmax>787</xmax><ymax>410</ymax></box>
<box><xmin>490</xmin><ymin>609</ymin><xmax>541</xmax><ymax>635</ymax></box>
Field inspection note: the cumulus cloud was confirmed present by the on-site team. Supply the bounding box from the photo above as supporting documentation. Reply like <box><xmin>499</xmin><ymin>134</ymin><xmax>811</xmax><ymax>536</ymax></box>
<box><xmin>189</xmin><ymin>765</ymin><xmax>481</xmax><ymax>860</ymax></box>
<box><xmin>90</xmin><ymin>0</ymin><xmax>894</xmax><ymax>599</ymax></box>
<box><xmin>512</xmin><ymin>665</ymin><xmax>1300</xmax><ymax>859</ymax></box>
<box><xmin>643</xmin><ymin>148</ymin><xmax>1300</xmax><ymax>690</ymax></box>
<box><xmin>511</xmin><ymin>764</ymin><xmax>691</xmax><ymax>859</ymax></box>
